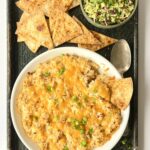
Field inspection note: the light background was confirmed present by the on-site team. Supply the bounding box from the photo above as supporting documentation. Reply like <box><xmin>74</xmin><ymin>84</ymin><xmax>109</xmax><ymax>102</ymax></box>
<box><xmin>0</xmin><ymin>0</ymin><xmax>149</xmax><ymax>149</ymax></box>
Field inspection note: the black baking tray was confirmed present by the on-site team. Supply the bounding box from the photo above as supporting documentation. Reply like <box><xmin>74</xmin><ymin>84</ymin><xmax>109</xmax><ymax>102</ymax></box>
<box><xmin>7</xmin><ymin>0</ymin><xmax>138</xmax><ymax>149</ymax></box>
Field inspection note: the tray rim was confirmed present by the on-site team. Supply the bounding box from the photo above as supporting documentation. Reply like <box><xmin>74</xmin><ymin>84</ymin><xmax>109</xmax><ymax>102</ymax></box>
<box><xmin>7</xmin><ymin>1</ymin><xmax>139</xmax><ymax>149</ymax></box>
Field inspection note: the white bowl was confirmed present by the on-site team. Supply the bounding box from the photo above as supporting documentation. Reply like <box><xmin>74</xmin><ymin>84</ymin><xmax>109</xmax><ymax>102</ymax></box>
<box><xmin>11</xmin><ymin>47</ymin><xmax>130</xmax><ymax>150</ymax></box>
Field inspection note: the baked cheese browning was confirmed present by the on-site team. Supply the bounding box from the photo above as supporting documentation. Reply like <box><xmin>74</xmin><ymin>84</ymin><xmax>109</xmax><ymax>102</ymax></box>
<box><xmin>17</xmin><ymin>55</ymin><xmax>122</xmax><ymax>150</ymax></box>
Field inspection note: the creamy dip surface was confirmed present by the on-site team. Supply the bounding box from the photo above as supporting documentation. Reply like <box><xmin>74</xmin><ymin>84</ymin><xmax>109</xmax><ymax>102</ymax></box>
<box><xmin>17</xmin><ymin>54</ymin><xmax>121</xmax><ymax>150</ymax></box>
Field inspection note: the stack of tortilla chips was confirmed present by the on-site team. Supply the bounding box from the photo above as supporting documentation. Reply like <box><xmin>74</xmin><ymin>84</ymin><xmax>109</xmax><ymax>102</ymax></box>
<box><xmin>15</xmin><ymin>0</ymin><xmax>117</xmax><ymax>53</ymax></box>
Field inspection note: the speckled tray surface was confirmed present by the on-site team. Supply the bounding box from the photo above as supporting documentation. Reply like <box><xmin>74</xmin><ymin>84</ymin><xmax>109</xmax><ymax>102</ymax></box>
<box><xmin>7</xmin><ymin>0</ymin><xmax>138</xmax><ymax>149</ymax></box>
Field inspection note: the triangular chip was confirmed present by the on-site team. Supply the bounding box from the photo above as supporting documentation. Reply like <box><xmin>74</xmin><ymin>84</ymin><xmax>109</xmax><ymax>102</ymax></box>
<box><xmin>49</xmin><ymin>9</ymin><xmax>82</xmax><ymax>46</ymax></box>
<box><xmin>17</xmin><ymin>32</ymin><xmax>24</xmax><ymax>42</ymax></box>
<box><xmin>78</xmin><ymin>31</ymin><xmax>117</xmax><ymax>51</ymax></box>
<box><xmin>70</xmin><ymin>17</ymin><xmax>100</xmax><ymax>44</ymax></box>
<box><xmin>17</xmin><ymin>33</ymin><xmax>41</xmax><ymax>53</ymax></box>
<box><xmin>78</xmin><ymin>43</ymin><xmax>103</xmax><ymax>51</ymax></box>
<box><xmin>97</xmin><ymin>75</ymin><xmax>116</xmax><ymax>87</ymax></box>
<box><xmin>110</xmin><ymin>77</ymin><xmax>133</xmax><ymax>110</ymax></box>
<box><xmin>16</xmin><ymin>14</ymin><xmax>41</xmax><ymax>52</ymax></box>
<box><xmin>88</xmin><ymin>77</ymin><xmax>111</xmax><ymax>101</ymax></box>
<box><xmin>16</xmin><ymin>0</ymin><xmax>38</xmax><ymax>13</ymax></box>
<box><xmin>92</xmin><ymin>31</ymin><xmax>118</xmax><ymax>47</ymax></box>
<box><xmin>16</xmin><ymin>0</ymin><xmax>51</xmax><ymax>16</ymax></box>
<box><xmin>16</xmin><ymin>12</ymin><xmax>53</xmax><ymax>52</ymax></box>
<box><xmin>49</xmin><ymin>0</ymin><xmax>73</xmax><ymax>12</ymax></box>
<box><xmin>41</xmin><ymin>0</ymin><xmax>51</xmax><ymax>16</ymax></box>
<box><xmin>25</xmin><ymin>40</ymin><xmax>41</xmax><ymax>53</ymax></box>
<box><xmin>69</xmin><ymin>0</ymin><xmax>80</xmax><ymax>10</ymax></box>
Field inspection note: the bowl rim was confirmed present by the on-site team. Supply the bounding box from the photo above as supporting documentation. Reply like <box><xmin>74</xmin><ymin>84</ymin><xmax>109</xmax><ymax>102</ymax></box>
<box><xmin>80</xmin><ymin>0</ymin><xmax>138</xmax><ymax>29</ymax></box>
<box><xmin>10</xmin><ymin>47</ymin><xmax>130</xmax><ymax>150</ymax></box>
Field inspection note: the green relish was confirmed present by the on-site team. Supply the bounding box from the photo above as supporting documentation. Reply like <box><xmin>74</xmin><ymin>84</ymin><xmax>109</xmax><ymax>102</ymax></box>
<box><xmin>83</xmin><ymin>0</ymin><xmax>135</xmax><ymax>25</ymax></box>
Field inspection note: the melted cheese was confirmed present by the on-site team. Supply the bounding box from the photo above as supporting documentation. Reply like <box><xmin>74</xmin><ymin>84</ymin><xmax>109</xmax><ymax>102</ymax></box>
<box><xmin>17</xmin><ymin>55</ymin><xmax>121</xmax><ymax>150</ymax></box>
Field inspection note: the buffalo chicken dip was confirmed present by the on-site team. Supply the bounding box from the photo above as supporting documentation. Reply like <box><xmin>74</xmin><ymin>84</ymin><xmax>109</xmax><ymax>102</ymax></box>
<box><xmin>17</xmin><ymin>55</ymin><xmax>122</xmax><ymax>150</ymax></box>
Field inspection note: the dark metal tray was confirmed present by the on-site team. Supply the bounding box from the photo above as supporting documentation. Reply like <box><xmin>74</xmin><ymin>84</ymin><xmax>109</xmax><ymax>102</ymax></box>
<box><xmin>7</xmin><ymin>0</ymin><xmax>138</xmax><ymax>149</ymax></box>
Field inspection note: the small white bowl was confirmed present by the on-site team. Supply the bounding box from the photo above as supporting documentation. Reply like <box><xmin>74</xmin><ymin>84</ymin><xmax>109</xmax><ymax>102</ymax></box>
<box><xmin>11</xmin><ymin>47</ymin><xmax>130</xmax><ymax>150</ymax></box>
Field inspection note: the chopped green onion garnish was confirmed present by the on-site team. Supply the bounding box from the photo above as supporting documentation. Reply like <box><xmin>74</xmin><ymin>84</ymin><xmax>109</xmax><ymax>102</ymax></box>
<box><xmin>47</xmin><ymin>85</ymin><xmax>53</xmax><ymax>92</ymax></box>
<box><xmin>81</xmin><ymin>140</ymin><xmax>87</xmax><ymax>147</ymax></box>
<box><xmin>71</xmin><ymin>118</ymin><xmax>81</xmax><ymax>130</ymax></box>
<box><xmin>80</xmin><ymin>129</ymin><xmax>85</xmax><ymax>134</ymax></box>
<box><xmin>128</xmin><ymin>145</ymin><xmax>132</xmax><ymax>150</ymax></box>
<box><xmin>63</xmin><ymin>145</ymin><xmax>69</xmax><ymax>150</ymax></box>
<box><xmin>75</xmin><ymin>120</ymin><xmax>79</xmax><ymax>126</ymax></box>
<box><xmin>58</xmin><ymin>67</ymin><xmax>65</xmax><ymax>76</ymax></box>
<box><xmin>42</xmin><ymin>71</ymin><xmax>50</xmax><ymax>77</ymax></box>
<box><xmin>121</xmin><ymin>137</ymin><xmax>132</xmax><ymax>149</ymax></box>
<box><xmin>70</xmin><ymin>118</ymin><xmax>88</xmax><ymax>131</ymax></box>
<box><xmin>121</xmin><ymin>138</ymin><xmax>127</xmax><ymax>145</ymax></box>
<box><xmin>81</xmin><ymin>117</ymin><xmax>87</xmax><ymax>125</ymax></box>
<box><xmin>72</xmin><ymin>95</ymin><xmax>78</xmax><ymax>102</ymax></box>
<box><xmin>88</xmin><ymin>127</ymin><xmax>94</xmax><ymax>137</ymax></box>
<box><xmin>71</xmin><ymin>118</ymin><xmax>79</xmax><ymax>126</ymax></box>
<box><xmin>89</xmin><ymin>128</ymin><xmax>94</xmax><ymax>134</ymax></box>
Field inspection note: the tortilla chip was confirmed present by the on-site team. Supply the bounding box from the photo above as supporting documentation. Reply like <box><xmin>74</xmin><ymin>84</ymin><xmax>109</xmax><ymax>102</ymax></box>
<box><xmin>70</xmin><ymin>17</ymin><xmax>100</xmax><ymax>44</ymax></box>
<box><xmin>110</xmin><ymin>77</ymin><xmax>133</xmax><ymax>110</ymax></box>
<box><xmin>49</xmin><ymin>9</ymin><xmax>82</xmax><ymax>46</ymax></box>
<box><xmin>97</xmin><ymin>75</ymin><xmax>133</xmax><ymax>110</ymax></box>
<box><xmin>16</xmin><ymin>0</ymin><xmax>42</xmax><ymax>13</ymax></box>
<box><xmin>97</xmin><ymin>75</ymin><xmax>116</xmax><ymax>87</ymax></box>
<box><xmin>16</xmin><ymin>11</ymin><xmax>53</xmax><ymax>52</ymax></box>
<box><xmin>25</xmin><ymin>40</ymin><xmax>41</xmax><ymax>53</ymax></box>
<box><xmin>16</xmin><ymin>32</ymin><xmax>41</xmax><ymax>53</ymax></box>
<box><xmin>49</xmin><ymin>0</ymin><xmax>73</xmax><ymax>11</ymax></box>
<box><xmin>17</xmin><ymin>32</ymin><xmax>24</xmax><ymax>42</ymax></box>
<box><xmin>41</xmin><ymin>0</ymin><xmax>51</xmax><ymax>16</ymax></box>
<box><xmin>89</xmin><ymin>77</ymin><xmax>111</xmax><ymax>101</ymax></box>
<box><xmin>78</xmin><ymin>44</ymin><xmax>103</xmax><ymax>51</ymax></box>
<box><xmin>16</xmin><ymin>0</ymin><xmax>35</xmax><ymax>13</ymax></box>
<box><xmin>78</xmin><ymin>31</ymin><xmax>117</xmax><ymax>51</ymax></box>
<box><xmin>69</xmin><ymin>0</ymin><xmax>80</xmax><ymax>10</ymax></box>
<box><xmin>16</xmin><ymin>0</ymin><xmax>51</xmax><ymax>16</ymax></box>
<box><xmin>92</xmin><ymin>31</ymin><xmax>118</xmax><ymax>47</ymax></box>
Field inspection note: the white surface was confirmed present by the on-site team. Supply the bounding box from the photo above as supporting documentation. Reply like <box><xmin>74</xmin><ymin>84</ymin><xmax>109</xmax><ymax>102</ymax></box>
<box><xmin>10</xmin><ymin>47</ymin><xmax>129</xmax><ymax>150</ymax></box>
<box><xmin>0</xmin><ymin>0</ymin><xmax>150</xmax><ymax>149</ymax></box>
<box><xmin>0</xmin><ymin>0</ymin><xmax>7</xmax><ymax>149</ymax></box>
<box><xmin>138</xmin><ymin>0</ymin><xmax>150</xmax><ymax>150</ymax></box>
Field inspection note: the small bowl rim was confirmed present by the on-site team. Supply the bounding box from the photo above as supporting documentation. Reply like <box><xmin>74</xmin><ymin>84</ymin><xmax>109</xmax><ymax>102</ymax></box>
<box><xmin>80</xmin><ymin>0</ymin><xmax>138</xmax><ymax>29</ymax></box>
